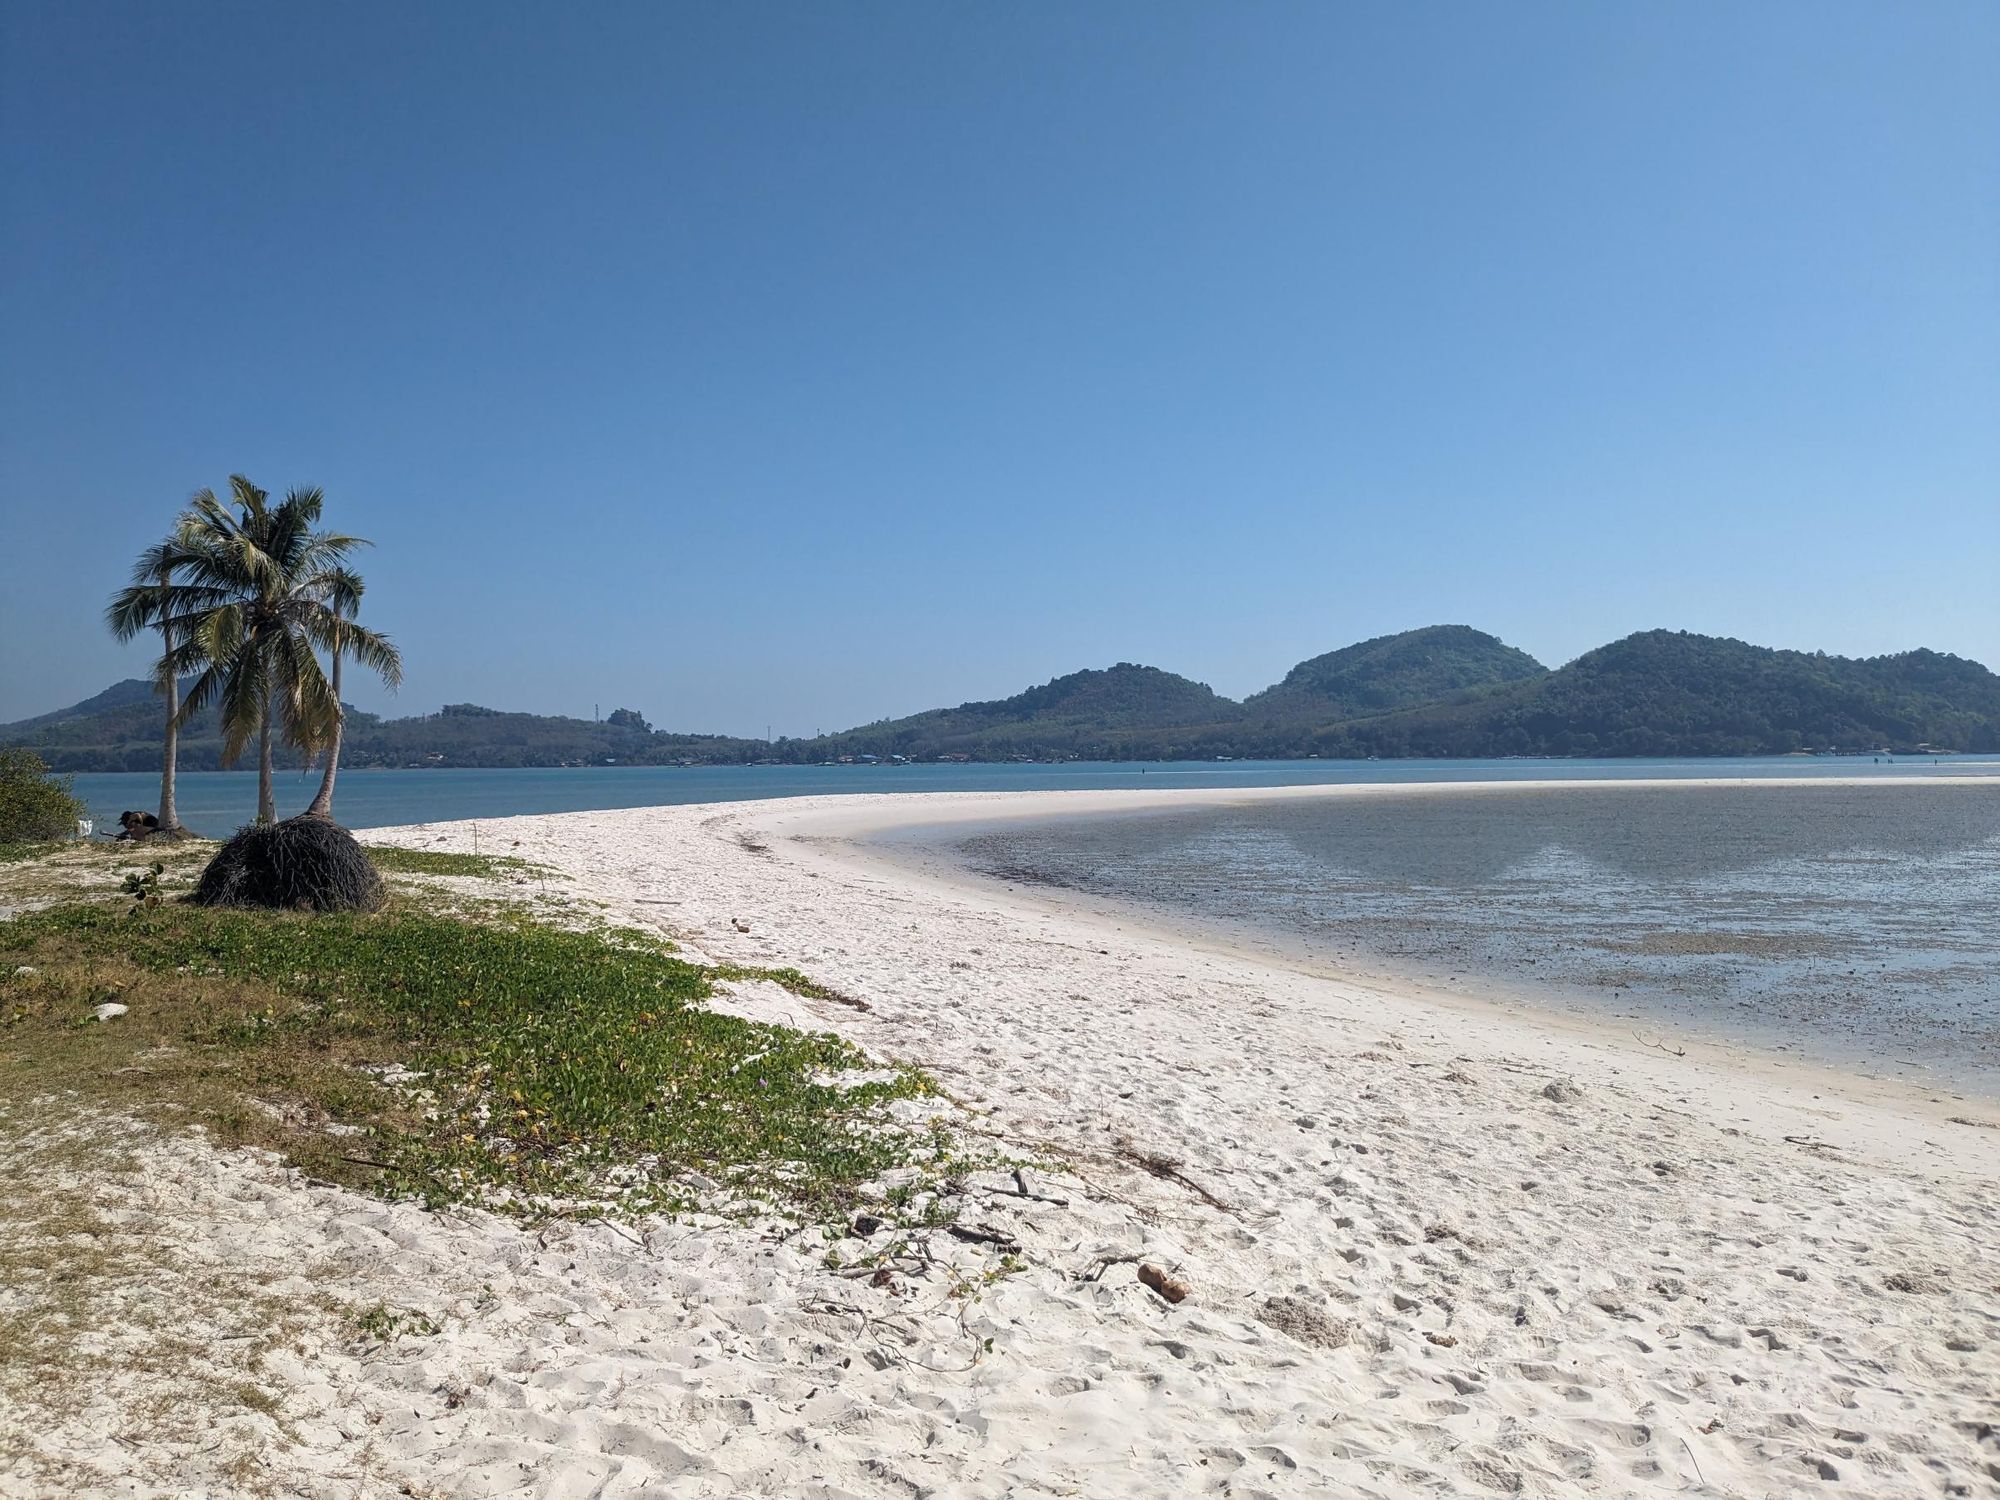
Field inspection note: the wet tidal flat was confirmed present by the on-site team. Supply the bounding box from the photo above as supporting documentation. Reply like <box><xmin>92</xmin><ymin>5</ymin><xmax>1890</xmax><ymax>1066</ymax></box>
<box><xmin>939</xmin><ymin>782</ymin><xmax>2000</xmax><ymax>1091</ymax></box>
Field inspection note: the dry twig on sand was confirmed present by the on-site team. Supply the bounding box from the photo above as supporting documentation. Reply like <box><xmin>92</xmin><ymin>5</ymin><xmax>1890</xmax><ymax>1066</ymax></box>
<box><xmin>945</xmin><ymin>1223</ymin><xmax>1021</xmax><ymax>1253</ymax></box>
<box><xmin>989</xmin><ymin>1167</ymin><xmax>1070</xmax><ymax>1206</ymax></box>
<box><xmin>1115</xmin><ymin>1141</ymin><xmax>1233</xmax><ymax>1212</ymax></box>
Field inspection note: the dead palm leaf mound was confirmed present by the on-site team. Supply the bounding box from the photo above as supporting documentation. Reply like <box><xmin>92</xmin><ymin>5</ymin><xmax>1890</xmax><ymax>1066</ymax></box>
<box><xmin>190</xmin><ymin>815</ymin><xmax>384</xmax><ymax>913</ymax></box>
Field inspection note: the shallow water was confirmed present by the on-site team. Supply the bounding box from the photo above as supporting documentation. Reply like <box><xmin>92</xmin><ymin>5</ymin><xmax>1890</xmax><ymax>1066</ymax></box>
<box><xmin>936</xmin><ymin>782</ymin><xmax>2000</xmax><ymax>1092</ymax></box>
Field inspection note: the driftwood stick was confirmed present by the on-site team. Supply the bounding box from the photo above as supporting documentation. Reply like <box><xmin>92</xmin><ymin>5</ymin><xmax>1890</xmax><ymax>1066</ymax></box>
<box><xmin>989</xmin><ymin>1167</ymin><xmax>1071</xmax><ymax>1206</ymax></box>
<box><xmin>946</xmin><ymin>1223</ymin><xmax>1021</xmax><ymax>1253</ymax></box>
<box><xmin>1081</xmin><ymin>1253</ymin><xmax>1143</xmax><ymax>1284</ymax></box>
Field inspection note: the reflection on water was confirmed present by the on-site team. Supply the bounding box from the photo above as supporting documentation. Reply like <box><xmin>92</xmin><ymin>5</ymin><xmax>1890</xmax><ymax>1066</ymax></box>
<box><xmin>950</xmin><ymin>785</ymin><xmax>2000</xmax><ymax>1091</ymax></box>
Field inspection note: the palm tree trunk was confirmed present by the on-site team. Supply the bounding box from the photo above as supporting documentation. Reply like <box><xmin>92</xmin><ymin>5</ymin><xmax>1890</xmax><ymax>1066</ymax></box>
<box><xmin>257</xmin><ymin>676</ymin><xmax>276</xmax><ymax>826</ymax></box>
<box><xmin>306</xmin><ymin>630</ymin><xmax>342</xmax><ymax>820</ymax></box>
<box><xmin>158</xmin><ymin>581</ymin><xmax>180</xmax><ymax>830</ymax></box>
<box><xmin>161</xmin><ymin>663</ymin><xmax>180</xmax><ymax>830</ymax></box>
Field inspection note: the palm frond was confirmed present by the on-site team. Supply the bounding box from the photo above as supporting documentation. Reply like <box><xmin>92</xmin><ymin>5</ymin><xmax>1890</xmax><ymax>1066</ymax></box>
<box><xmin>337</xmin><ymin>620</ymin><xmax>404</xmax><ymax>689</ymax></box>
<box><xmin>292</xmin><ymin>532</ymin><xmax>367</xmax><ymax>577</ymax></box>
<box><xmin>160</xmin><ymin>634</ymin><xmax>212</xmax><ymax>680</ymax></box>
<box><xmin>228</xmin><ymin>475</ymin><xmax>269</xmax><ymax>515</ymax></box>
<box><xmin>293</xmin><ymin>564</ymin><xmax>366</xmax><ymax>620</ymax></box>
<box><xmin>106</xmin><ymin>581</ymin><xmax>161</xmax><ymax>640</ymax></box>
<box><xmin>174</xmin><ymin>662</ymin><xmax>226</xmax><ymax>735</ymax></box>
<box><xmin>275</xmin><ymin>629</ymin><xmax>339</xmax><ymax>750</ymax></box>
<box><xmin>214</xmin><ymin>645</ymin><xmax>270</xmax><ymax>766</ymax></box>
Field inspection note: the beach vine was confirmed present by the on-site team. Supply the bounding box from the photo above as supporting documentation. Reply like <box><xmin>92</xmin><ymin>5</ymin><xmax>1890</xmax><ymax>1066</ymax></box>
<box><xmin>0</xmin><ymin>897</ymin><xmax>967</xmax><ymax>1227</ymax></box>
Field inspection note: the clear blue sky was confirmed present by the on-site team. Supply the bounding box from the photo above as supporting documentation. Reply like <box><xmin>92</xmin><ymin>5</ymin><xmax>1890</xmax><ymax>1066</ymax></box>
<box><xmin>3</xmin><ymin>1</ymin><xmax>1995</xmax><ymax>735</ymax></box>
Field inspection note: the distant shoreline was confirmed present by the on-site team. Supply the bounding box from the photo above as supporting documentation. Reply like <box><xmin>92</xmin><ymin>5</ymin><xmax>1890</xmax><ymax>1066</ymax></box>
<box><xmin>39</xmin><ymin>748</ymin><xmax>2000</xmax><ymax>775</ymax></box>
<box><xmin>15</xmin><ymin>627</ymin><xmax>2000</xmax><ymax>772</ymax></box>
<box><xmin>61</xmin><ymin>757</ymin><xmax>2000</xmax><ymax>839</ymax></box>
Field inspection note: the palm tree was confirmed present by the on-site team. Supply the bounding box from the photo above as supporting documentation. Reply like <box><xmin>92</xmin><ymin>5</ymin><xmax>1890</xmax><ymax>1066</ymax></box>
<box><xmin>172</xmin><ymin>478</ymin><xmax>400</xmax><ymax>825</ymax></box>
<box><xmin>303</xmin><ymin>565</ymin><xmax>400</xmax><ymax>820</ymax></box>
<box><xmin>106</xmin><ymin>515</ymin><xmax>230</xmax><ymax>834</ymax></box>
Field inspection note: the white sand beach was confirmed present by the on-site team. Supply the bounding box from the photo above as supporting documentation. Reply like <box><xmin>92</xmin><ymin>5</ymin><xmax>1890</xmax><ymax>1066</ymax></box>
<box><xmin>7</xmin><ymin>783</ymin><xmax>1998</xmax><ymax>1498</ymax></box>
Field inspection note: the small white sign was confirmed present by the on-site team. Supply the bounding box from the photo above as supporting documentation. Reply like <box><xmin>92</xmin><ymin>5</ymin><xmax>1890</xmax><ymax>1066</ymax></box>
<box><xmin>76</xmin><ymin>818</ymin><xmax>93</xmax><ymax>838</ymax></box>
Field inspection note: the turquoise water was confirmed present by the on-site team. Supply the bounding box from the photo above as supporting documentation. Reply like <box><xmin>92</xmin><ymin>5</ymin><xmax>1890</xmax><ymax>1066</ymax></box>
<box><xmin>67</xmin><ymin>754</ymin><xmax>2000</xmax><ymax>835</ymax></box>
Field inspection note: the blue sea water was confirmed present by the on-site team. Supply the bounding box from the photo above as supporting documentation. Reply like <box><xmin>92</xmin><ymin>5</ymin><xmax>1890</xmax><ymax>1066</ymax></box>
<box><xmin>66</xmin><ymin>754</ymin><xmax>2000</xmax><ymax>836</ymax></box>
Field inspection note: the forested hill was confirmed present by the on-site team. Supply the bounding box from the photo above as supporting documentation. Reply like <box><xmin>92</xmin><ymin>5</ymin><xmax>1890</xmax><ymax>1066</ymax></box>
<box><xmin>1</xmin><ymin>677</ymin><xmax>175</xmax><ymax>735</ymax></box>
<box><xmin>1302</xmin><ymin>632</ymin><xmax>2000</xmax><ymax>758</ymax></box>
<box><xmin>0</xmin><ymin>678</ymin><xmax>252</xmax><ymax>771</ymax></box>
<box><xmin>1245</xmin><ymin>625</ymin><xmax>1547</xmax><ymax>720</ymax></box>
<box><xmin>8</xmin><ymin>627</ymin><xmax>1998</xmax><ymax>770</ymax></box>
<box><xmin>807</xmin><ymin>664</ymin><xmax>1238</xmax><ymax>762</ymax></box>
<box><xmin>768</xmin><ymin>629</ymin><xmax>2000</xmax><ymax>760</ymax></box>
<box><xmin>0</xmin><ymin>687</ymin><xmax>761</xmax><ymax>772</ymax></box>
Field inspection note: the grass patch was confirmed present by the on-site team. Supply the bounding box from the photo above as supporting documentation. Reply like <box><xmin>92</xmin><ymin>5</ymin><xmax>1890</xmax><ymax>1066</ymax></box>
<box><xmin>363</xmin><ymin>846</ymin><xmax>544</xmax><ymax>878</ymax></box>
<box><xmin>713</xmin><ymin>963</ymin><xmax>872</xmax><ymax>1011</ymax></box>
<box><xmin>0</xmin><ymin>902</ymin><xmax>952</xmax><ymax>1222</ymax></box>
<box><xmin>346</xmin><ymin>1301</ymin><xmax>442</xmax><ymax>1344</ymax></box>
<box><xmin>0</xmin><ymin>1113</ymin><xmax>329</xmax><ymax>1493</ymax></box>
<box><xmin>0</xmin><ymin>1124</ymin><xmax>133</xmax><ymax>1432</ymax></box>
<box><xmin>1</xmin><ymin>839</ymin><xmax>160</xmax><ymax>867</ymax></box>
<box><xmin>0</xmin><ymin>843</ymin><xmax>214</xmax><ymax>933</ymax></box>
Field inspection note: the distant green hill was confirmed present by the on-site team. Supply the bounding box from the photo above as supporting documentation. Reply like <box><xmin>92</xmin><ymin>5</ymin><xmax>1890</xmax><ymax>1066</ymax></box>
<box><xmin>1305</xmin><ymin>631</ymin><xmax>2000</xmax><ymax>757</ymax></box>
<box><xmin>1245</xmin><ymin>625</ymin><xmax>1547</xmax><ymax>722</ymax></box>
<box><xmin>349</xmin><ymin>703</ymin><xmax>756</xmax><ymax>769</ymax></box>
<box><xmin>0</xmin><ymin>679</ymin><xmax>260</xmax><ymax>773</ymax></box>
<box><xmin>0</xmin><ymin>685</ymin><xmax>753</xmax><ymax>773</ymax></box>
<box><xmin>8</xmin><ymin>626</ymin><xmax>1996</xmax><ymax>769</ymax></box>
<box><xmin>813</xmin><ymin>663</ymin><xmax>1238</xmax><ymax>761</ymax></box>
<box><xmin>4</xmin><ymin>677</ymin><xmax>171</xmax><ymax>731</ymax></box>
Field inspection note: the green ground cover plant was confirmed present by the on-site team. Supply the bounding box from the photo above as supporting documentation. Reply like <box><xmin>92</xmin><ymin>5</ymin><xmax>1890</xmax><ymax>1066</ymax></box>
<box><xmin>0</xmin><ymin>902</ymin><xmax>949</xmax><ymax>1222</ymax></box>
<box><xmin>362</xmin><ymin>846</ymin><xmax>545</xmax><ymax>878</ymax></box>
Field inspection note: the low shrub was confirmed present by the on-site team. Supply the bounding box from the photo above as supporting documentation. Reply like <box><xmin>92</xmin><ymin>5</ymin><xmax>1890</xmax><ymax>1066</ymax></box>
<box><xmin>0</xmin><ymin>748</ymin><xmax>88</xmax><ymax>846</ymax></box>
